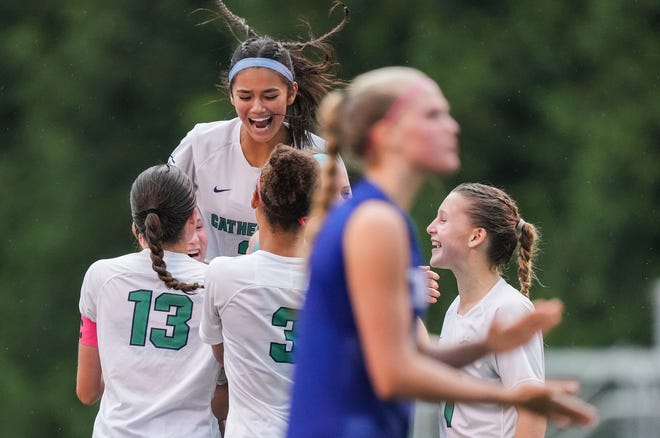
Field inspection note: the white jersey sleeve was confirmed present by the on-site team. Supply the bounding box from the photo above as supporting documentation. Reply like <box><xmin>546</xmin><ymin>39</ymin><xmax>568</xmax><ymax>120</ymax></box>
<box><xmin>493</xmin><ymin>298</ymin><xmax>545</xmax><ymax>388</ymax></box>
<box><xmin>200</xmin><ymin>256</ymin><xmax>232</xmax><ymax>346</ymax></box>
<box><xmin>80</xmin><ymin>259</ymin><xmax>110</xmax><ymax>322</ymax></box>
<box><xmin>168</xmin><ymin>126</ymin><xmax>197</xmax><ymax>189</ymax></box>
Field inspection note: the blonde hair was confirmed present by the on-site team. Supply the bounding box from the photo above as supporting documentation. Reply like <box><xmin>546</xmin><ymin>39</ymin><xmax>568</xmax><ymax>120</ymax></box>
<box><xmin>307</xmin><ymin>67</ymin><xmax>430</xmax><ymax>241</ymax></box>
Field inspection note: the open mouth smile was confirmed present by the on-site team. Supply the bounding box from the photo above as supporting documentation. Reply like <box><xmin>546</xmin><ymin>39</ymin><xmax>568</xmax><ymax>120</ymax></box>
<box><xmin>249</xmin><ymin>116</ymin><xmax>273</xmax><ymax>129</ymax></box>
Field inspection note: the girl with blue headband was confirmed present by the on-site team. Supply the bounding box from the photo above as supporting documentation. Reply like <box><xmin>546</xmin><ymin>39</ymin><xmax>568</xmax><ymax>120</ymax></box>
<box><xmin>168</xmin><ymin>1</ymin><xmax>348</xmax><ymax>259</ymax></box>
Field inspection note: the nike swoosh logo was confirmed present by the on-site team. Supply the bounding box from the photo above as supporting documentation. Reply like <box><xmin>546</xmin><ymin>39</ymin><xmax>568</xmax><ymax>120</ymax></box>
<box><xmin>214</xmin><ymin>187</ymin><xmax>232</xmax><ymax>193</ymax></box>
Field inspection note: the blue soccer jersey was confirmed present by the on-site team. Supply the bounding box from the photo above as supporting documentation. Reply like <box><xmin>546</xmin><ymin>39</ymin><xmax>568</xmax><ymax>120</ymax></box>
<box><xmin>287</xmin><ymin>179</ymin><xmax>427</xmax><ymax>438</ymax></box>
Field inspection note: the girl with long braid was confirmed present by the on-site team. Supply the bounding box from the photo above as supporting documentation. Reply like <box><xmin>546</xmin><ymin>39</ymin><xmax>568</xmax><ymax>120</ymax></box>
<box><xmin>287</xmin><ymin>67</ymin><xmax>595</xmax><ymax>437</ymax></box>
<box><xmin>427</xmin><ymin>182</ymin><xmax>547</xmax><ymax>437</ymax></box>
<box><xmin>169</xmin><ymin>0</ymin><xmax>349</xmax><ymax>258</ymax></box>
<box><xmin>76</xmin><ymin>164</ymin><xmax>221</xmax><ymax>437</ymax></box>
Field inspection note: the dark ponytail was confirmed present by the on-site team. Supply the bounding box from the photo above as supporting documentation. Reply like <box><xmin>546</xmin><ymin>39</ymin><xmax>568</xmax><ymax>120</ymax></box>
<box><xmin>131</xmin><ymin>165</ymin><xmax>202</xmax><ymax>293</ymax></box>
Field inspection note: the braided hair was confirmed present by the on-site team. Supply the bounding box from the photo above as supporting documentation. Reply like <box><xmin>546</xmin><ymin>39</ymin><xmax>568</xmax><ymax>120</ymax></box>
<box><xmin>130</xmin><ymin>165</ymin><xmax>201</xmax><ymax>293</ymax></box>
<box><xmin>452</xmin><ymin>183</ymin><xmax>540</xmax><ymax>296</ymax></box>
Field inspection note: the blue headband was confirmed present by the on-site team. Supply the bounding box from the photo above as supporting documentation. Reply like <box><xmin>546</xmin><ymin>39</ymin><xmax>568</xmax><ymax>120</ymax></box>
<box><xmin>228</xmin><ymin>57</ymin><xmax>295</xmax><ymax>83</ymax></box>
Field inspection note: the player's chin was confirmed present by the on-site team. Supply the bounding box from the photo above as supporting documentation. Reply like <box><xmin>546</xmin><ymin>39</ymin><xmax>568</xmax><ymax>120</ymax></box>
<box><xmin>435</xmin><ymin>156</ymin><xmax>460</xmax><ymax>174</ymax></box>
<box><xmin>429</xmin><ymin>252</ymin><xmax>447</xmax><ymax>270</ymax></box>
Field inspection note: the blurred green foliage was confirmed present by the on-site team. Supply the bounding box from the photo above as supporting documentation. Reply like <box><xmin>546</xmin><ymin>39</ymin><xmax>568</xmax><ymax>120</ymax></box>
<box><xmin>1</xmin><ymin>0</ymin><xmax>658</xmax><ymax>435</ymax></box>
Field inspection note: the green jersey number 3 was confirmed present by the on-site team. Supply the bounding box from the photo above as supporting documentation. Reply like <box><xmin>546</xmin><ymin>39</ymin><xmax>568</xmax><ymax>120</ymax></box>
<box><xmin>128</xmin><ymin>290</ymin><xmax>193</xmax><ymax>350</ymax></box>
<box><xmin>270</xmin><ymin>306</ymin><xmax>298</xmax><ymax>363</ymax></box>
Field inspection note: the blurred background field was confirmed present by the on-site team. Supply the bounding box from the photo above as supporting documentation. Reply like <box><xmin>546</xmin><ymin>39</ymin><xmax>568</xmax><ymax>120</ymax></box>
<box><xmin>1</xmin><ymin>0</ymin><xmax>658</xmax><ymax>436</ymax></box>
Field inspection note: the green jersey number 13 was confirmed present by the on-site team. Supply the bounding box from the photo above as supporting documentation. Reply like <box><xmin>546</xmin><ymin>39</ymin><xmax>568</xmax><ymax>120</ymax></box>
<box><xmin>128</xmin><ymin>290</ymin><xmax>193</xmax><ymax>350</ymax></box>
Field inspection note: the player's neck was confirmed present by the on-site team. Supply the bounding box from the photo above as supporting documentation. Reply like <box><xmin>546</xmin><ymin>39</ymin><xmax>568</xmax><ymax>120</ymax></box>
<box><xmin>240</xmin><ymin>125</ymin><xmax>289</xmax><ymax>167</ymax></box>
<box><xmin>454</xmin><ymin>266</ymin><xmax>500</xmax><ymax>315</ymax></box>
<box><xmin>162</xmin><ymin>240</ymin><xmax>188</xmax><ymax>255</ymax></box>
<box><xmin>258</xmin><ymin>227</ymin><xmax>305</xmax><ymax>258</ymax></box>
<box><xmin>364</xmin><ymin>160</ymin><xmax>423</xmax><ymax>211</ymax></box>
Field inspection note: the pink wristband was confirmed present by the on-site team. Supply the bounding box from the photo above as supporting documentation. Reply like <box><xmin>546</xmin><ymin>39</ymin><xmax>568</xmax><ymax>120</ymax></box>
<box><xmin>79</xmin><ymin>316</ymin><xmax>98</xmax><ymax>347</ymax></box>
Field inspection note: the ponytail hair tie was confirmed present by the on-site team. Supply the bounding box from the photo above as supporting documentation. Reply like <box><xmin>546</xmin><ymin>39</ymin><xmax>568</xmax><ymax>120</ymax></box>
<box><xmin>298</xmin><ymin>216</ymin><xmax>308</xmax><ymax>227</ymax></box>
<box><xmin>516</xmin><ymin>218</ymin><xmax>526</xmax><ymax>232</ymax></box>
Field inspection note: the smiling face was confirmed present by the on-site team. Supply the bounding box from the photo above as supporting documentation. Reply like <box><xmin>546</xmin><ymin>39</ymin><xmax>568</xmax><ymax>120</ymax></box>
<box><xmin>187</xmin><ymin>209</ymin><xmax>208</xmax><ymax>262</ymax></box>
<box><xmin>426</xmin><ymin>191</ymin><xmax>476</xmax><ymax>270</ymax></box>
<box><xmin>230</xmin><ymin>67</ymin><xmax>297</xmax><ymax>146</ymax></box>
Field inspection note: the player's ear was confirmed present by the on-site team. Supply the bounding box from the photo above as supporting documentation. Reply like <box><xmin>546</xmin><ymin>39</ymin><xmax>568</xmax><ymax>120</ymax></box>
<box><xmin>468</xmin><ymin>227</ymin><xmax>487</xmax><ymax>248</ymax></box>
<box><xmin>251</xmin><ymin>189</ymin><xmax>259</xmax><ymax>209</ymax></box>
<box><xmin>287</xmin><ymin>82</ymin><xmax>298</xmax><ymax>105</ymax></box>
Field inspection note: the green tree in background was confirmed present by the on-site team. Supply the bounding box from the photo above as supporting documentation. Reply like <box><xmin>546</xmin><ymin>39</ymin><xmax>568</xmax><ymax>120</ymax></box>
<box><xmin>0</xmin><ymin>0</ymin><xmax>657</xmax><ymax>435</ymax></box>
<box><xmin>1</xmin><ymin>1</ymin><xmax>231</xmax><ymax>434</ymax></box>
<box><xmin>406</xmin><ymin>1</ymin><xmax>660</xmax><ymax>345</ymax></box>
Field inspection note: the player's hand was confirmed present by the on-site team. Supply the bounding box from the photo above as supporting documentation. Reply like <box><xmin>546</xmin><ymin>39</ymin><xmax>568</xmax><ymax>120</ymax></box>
<box><xmin>485</xmin><ymin>299</ymin><xmax>564</xmax><ymax>353</ymax></box>
<box><xmin>545</xmin><ymin>379</ymin><xmax>581</xmax><ymax>395</ymax></box>
<box><xmin>510</xmin><ymin>383</ymin><xmax>597</xmax><ymax>427</ymax></box>
<box><xmin>419</xmin><ymin>266</ymin><xmax>440</xmax><ymax>303</ymax></box>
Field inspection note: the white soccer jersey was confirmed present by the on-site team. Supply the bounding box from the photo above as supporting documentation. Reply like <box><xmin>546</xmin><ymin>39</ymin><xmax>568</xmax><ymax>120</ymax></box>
<box><xmin>169</xmin><ymin>118</ymin><xmax>327</xmax><ymax>259</ymax></box>
<box><xmin>79</xmin><ymin>249</ymin><xmax>220</xmax><ymax>438</ymax></box>
<box><xmin>200</xmin><ymin>250</ymin><xmax>306</xmax><ymax>438</ymax></box>
<box><xmin>438</xmin><ymin>278</ymin><xmax>545</xmax><ymax>438</ymax></box>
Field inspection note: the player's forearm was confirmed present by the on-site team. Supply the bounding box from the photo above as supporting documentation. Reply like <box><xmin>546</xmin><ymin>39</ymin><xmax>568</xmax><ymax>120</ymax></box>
<box><xmin>515</xmin><ymin>408</ymin><xmax>547</xmax><ymax>438</ymax></box>
<box><xmin>389</xmin><ymin>352</ymin><xmax>511</xmax><ymax>404</ymax></box>
<box><xmin>419</xmin><ymin>340</ymin><xmax>489</xmax><ymax>368</ymax></box>
<box><xmin>77</xmin><ymin>378</ymin><xmax>104</xmax><ymax>405</ymax></box>
<box><xmin>76</xmin><ymin>343</ymin><xmax>104</xmax><ymax>405</ymax></box>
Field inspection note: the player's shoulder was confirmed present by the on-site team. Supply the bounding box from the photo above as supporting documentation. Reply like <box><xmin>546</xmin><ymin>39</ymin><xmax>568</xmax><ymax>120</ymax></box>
<box><xmin>88</xmin><ymin>251</ymin><xmax>141</xmax><ymax>272</ymax></box>
<box><xmin>190</xmin><ymin>118</ymin><xmax>240</xmax><ymax>136</ymax></box>
<box><xmin>488</xmin><ymin>278</ymin><xmax>534</xmax><ymax>314</ymax></box>
<box><xmin>308</xmin><ymin>131</ymin><xmax>326</xmax><ymax>151</ymax></box>
<box><xmin>207</xmin><ymin>254</ymin><xmax>253</xmax><ymax>279</ymax></box>
<box><xmin>181</xmin><ymin>118</ymin><xmax>240</xmax><ymax>152</ymax></box>
<box><xmin>205</xmin><ymin>255</ymin><xmax>258</xmax><ymax>301</ymax></box>
<box><xmin>83</xmin><ymin>251</ymin><xmax>143</xmax><ymax>285</ymax></box>
<box><xmin>349</xmin><ymin>199</ymin><xmax>406</xmax><ymax>235</ymax></box>
<box><xmin>167</xmin><ymin>252</ymin><xmax>208</xmax><ymax>279</ymax></box>
<box><xmin>319</xmin><ymin>187</ymin><xmax>399</xmax><ymax>245</ymax></box>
